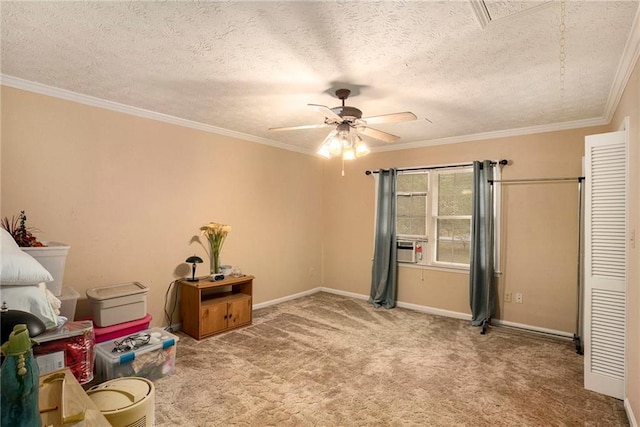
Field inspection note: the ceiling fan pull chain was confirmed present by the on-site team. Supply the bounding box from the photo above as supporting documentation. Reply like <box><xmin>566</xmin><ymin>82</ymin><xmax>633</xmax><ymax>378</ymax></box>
<box><xmin>342</xmin><ymin>158</ymin><xmax>345</xmax><ymax>177</ymax></box>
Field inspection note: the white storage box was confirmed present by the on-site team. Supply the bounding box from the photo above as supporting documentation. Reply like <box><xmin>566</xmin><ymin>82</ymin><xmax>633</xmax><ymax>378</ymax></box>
<box><xmin>21</xmin><ymin>242</ymin><xmax>70</xmax><ymax>296</ymax></box>
<box><xmin>94</xmin><ymin>327</ymin><xmax>178</xmax><ymax>382</ymax></box>
<box><xmin>87</xmin><ymin>282</ymin><xmax>148</xmax><ymax>327</ymax></box>
<box><xmin>58</xmin><ymin>286</ymin><xmax>79</xmax><ymax>320</ymax></box>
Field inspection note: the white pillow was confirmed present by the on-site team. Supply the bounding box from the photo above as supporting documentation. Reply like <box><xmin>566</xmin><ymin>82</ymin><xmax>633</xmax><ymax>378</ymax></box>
<box><xmin>0</xmin><ymin>283</ymin><xmax>59</xmax><ymax>329</ymax></box>
<box><xmin>1</xmin><ymin>228</ymin><xmax>53</xmax><ymax>285</ymax></box>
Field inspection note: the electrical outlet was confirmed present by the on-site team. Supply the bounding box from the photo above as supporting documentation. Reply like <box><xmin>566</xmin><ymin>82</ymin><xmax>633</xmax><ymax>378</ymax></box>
<box><xmin>515</xmin><ymin>293</ymin><xmax>523</xmax><ymax>304</ymax></box>
<box><xmin>505</xmin><ymin>292</ymin><xmax>512</xmax><ymax>303</ymax></box>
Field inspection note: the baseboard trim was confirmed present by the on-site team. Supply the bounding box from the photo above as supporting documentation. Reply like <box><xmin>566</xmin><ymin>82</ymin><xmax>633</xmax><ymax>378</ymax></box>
<box><xmin>314</xmin><ymin>287</ymin><xmax>573</xmax><ymax>338</ymax></box>
<box><xmin>318</xmin><ymin>287</ymin><xmax>472</xmax><ymax>320</ymax></box>
<box><xmin>165</xmin><ymin>322</ymin><xmax>182</xmax><ymax>333</ymax></box>
<box><xmin>626</xmin><ymin>398</ymin><xmax>638</xmax><ymax>427</ymax></box>
<box><xmin>252</xmin><ymin>288</ymin><xmax>320</xmax><ymax>310</ymax></box>
<box><xmin>164</xmin><ymin>288</ymin><xmax>572</xmax><ymax>340</ymax></box>
<box><xmin>246</xmin><ymin>287</ymin><xmax>573</xmax><ymax>339</ymax></box>
<box><xmin>396</xmin><ymin>300</ymin><xmax>472</xmax><ymax>320</ymax></box>
<box><xmin>491</xmin><ymin>319</ymin><xmax>574</xmax><ymax>339</ymax></box>
<box><xmin>317</xmin><ymin>287</ymin><xmax>368</xmax><ymax>301</ymax></box>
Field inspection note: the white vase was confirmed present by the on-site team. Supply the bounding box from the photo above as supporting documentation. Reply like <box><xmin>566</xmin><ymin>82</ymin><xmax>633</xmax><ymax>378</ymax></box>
<box><xmin>21</xmin><ymin>242</ymin><xmax>70</xmax><ymax>296</ymax></box>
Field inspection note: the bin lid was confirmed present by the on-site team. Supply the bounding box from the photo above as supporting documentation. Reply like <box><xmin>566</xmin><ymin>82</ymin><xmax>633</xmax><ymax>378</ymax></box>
<box><xmin>88</xmin><ymin>377</ymin><xmax>154</xmax><ymax>412</ymax></box>
<box><xmin>86</xmin><ymin>282</ymin><xmax>147</xmax><ymax>301</ymax></box>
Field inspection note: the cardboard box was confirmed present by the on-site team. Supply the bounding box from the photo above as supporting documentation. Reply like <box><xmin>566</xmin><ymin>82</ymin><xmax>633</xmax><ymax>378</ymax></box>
<box><xmin>94</xmin><ymin>327</ymin><xmax>178</xmax><ymax>382</ymax></box>
<box><xmin>86</xmin><ymin>282</ymin><xmax>148</xmax><ymax>327</ymax></box>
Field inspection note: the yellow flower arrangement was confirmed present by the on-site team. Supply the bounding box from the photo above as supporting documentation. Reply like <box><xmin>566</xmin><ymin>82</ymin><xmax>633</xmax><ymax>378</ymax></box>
<box><xmin>200</xmin><ymin>222</ymin><xmax>231</xmax><ymax>274</ymax></box>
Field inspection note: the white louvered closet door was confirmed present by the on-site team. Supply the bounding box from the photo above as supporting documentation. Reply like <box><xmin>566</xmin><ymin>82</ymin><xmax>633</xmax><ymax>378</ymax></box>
<box><xmin>584</xmin><ymin>129</ymin><xmax>627</xmax><ymax>400</ymax></box>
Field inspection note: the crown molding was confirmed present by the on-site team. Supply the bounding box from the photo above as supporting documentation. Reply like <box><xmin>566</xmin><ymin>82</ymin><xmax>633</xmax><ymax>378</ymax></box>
<box><xmin>603</xmin><ymin>4</ymin><xmax>640</xmax><ymax>123</ymax></box>
<box><xmin>2</xmin><ymin>23</ymin><xmax>635</xmax><ymax>161</ymax></box>
<box><xmin>469</xmin><ymin>0</ymin><xmax>491</xmax><ymax>29</ymax></box>
<box><xmin>370</xmin><ymin>116</ymin><xmax>609</xmax><ymax>153</ymax></box>
<box><xmin>0</xmin><ymin>74</ymin><xmax>310</xmax><ymax>156</ymax></box>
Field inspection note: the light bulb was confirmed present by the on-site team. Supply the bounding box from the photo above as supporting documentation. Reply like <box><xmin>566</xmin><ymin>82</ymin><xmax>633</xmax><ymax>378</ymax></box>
<box><xmin>343</xmin><ymin>147</ymin><xmax>356</xmax><ymax>160</ymax></box>
<box><xmin>328</xmin><ymin>138</ymin><xmax>342</xmax><ymax>155</ymax></box>
<box><xmin>317</xmin><ymin>144</ymin><xmax>331</xmax><ymax>159</ymax></box>
<box><xmin>355</xmin><ymin>137</ymin><xmax>370</xmax><ymax>157</ymax></box>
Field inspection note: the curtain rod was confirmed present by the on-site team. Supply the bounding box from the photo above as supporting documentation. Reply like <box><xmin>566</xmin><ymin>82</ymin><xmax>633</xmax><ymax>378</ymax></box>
<box><xmin>489</xmin><ymin>177</ymin><xmax>584</xmax><ymax>184</ymax></box>
<box><xmin>365</xmin><ymin>159</ymin><xmax>508</xmax><ymax>175</ymax></box>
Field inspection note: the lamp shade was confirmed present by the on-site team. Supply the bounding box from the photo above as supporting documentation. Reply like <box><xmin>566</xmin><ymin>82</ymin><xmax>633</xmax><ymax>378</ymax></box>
<box><xmin>185</xmin><ymin>255</ymin><xmax>203</xmax><ymax>282</ymax></box>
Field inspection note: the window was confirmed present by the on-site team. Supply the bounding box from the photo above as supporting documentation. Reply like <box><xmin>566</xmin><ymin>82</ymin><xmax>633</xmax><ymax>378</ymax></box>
<box><xmin>396</xmin><ymin>167</ymin><xmax>473</xmax><ymax>269</ymax></box>
<box><xmin>431</xmin><ymin>170</ymin><xmax>472</xmax><ymax>266</ymax></box>
<box><xmin>396</xmin><ymin>173</ymin><xmax>428</xmax><ymax>238</ymax></box>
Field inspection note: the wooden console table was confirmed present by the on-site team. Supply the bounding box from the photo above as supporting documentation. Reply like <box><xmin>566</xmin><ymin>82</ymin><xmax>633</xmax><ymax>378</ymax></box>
<box><xmin>179</xmin><ymin>275</ymin><xmax>253</xmax><ymax>340</ymax></box>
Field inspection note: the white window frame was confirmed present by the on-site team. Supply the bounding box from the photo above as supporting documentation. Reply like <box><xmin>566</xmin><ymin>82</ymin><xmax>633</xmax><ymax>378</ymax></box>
<box><xmin>395</xmin><ymin>164</ymin><xmax>502</xmax><ymax>273</ymax></box>
<box><xmin>396</xmin><ymin>168</ymin><xmax>474</xmax><ymax>271</ymax></box>
<box><xmin>428</xmin><ymin>168</ymin><xmax>473</xmax><ymax>269</ymax></box>
<box><xmin>395</xmin><ymin>171</ymin><xmax>429</xmax><ymax>241</ymax></box>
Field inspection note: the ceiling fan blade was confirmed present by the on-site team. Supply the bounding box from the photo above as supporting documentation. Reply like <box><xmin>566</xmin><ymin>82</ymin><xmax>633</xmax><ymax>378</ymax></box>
<box><xmin>360</xmin><ymin>126</ymin><xmax>400</xmax><ymax>143</ymax></box>
<box><xmin>362</xmin><ymin>112</ymin><xmax>417</xmax><ymax>125</ymax></box>
<box><xmin>308</xmin><ymin>104</ymin><xmax>343</xmax><ymax>123</ymax></box>
<box><xmin>268</xmin><ymin>123</ymin><xmax>330</xmax><ymax>131</ymax></box>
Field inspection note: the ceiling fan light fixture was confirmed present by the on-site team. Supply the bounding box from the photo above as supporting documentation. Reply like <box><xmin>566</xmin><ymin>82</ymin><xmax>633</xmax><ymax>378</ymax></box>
<box><xmin>355</xmin><ymin>137</ymin><xmax>370</xmax><ymax>158</ymax></box>
<box><xmin>317</xmin><ymin>144</ymin><xmax>331</xmax><ymax>158</ymax></box>
<box><xmin>328</xmin><ymin>138</ymin><xmax>343</xmax><ymax>155</ymax></box>
<box><xmin>270</xmin><ymin>88</ymin><xmax>416</xmax><ymax>163</ymax></box>
<box><xmin>342</xmin><ymin>146</ymin><xmax>356</xmax><ymax>161</ymax></box>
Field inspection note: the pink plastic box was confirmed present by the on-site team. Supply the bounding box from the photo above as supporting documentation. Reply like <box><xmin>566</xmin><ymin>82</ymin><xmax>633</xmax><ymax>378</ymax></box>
<box><xmin>79</xmin><ymin>314</ymin><xmax>152</xmax><ymax>343</ymax></box>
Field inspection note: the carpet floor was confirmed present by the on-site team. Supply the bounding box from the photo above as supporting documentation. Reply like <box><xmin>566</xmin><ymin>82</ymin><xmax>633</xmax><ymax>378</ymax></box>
<box><xmin>154</xmin><ymin>292</ymin><xmax>628</xmax><ymax>426</ymax></box>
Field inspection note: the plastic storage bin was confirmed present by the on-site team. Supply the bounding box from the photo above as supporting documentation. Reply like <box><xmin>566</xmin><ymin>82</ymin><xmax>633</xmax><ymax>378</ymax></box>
<box><xmin>33</xmin><ymin>320</ymin><xmax>95</xmax><ymax>384</ymax></box>
<box><xmin>93</xmin><ymin>314</ymin><xmax>152</xmax><ymax>343</ymax></box>
<box><xmin>94</xmin><ymin>327</ymin><xmax>178</xmax><ymax>382</ymax></box>
<box><xmin>21</xmin><ymin>242</ymin><xmax>70</xmax><ymax>296</ymax></box>
<box><xmin>86</xmin><ymin>282</ymin><xmax>148</xmax><ymax>327</ymax></box>
<box><xmin>58</xmin><ymin>286</ymin><xmax>79</xmax><ymax>320</ymax></box>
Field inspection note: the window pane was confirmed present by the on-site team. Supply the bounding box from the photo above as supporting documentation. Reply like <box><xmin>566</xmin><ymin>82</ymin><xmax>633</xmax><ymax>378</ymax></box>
<box><xmin>397</xmin><ymin>217</ymin><xmax>411</xmax><ymax>235</ymax></box>
<box><xmin>397</xmin><ymin>194</ymin><xmax>426</xmax><ymax>236</ymax></box>
<box><xmin>436</xmin><ymin>218</ymin><xmax>471</xmax><ymax>263</ymax></box>
<box><xmin>438</xmin><ymin>172</ymin><xmax>472</xmax><ymax>215</ymax></box>
<box><xmin>410</xmin><ymin>217</ymin><xmax>426</xmax><ymax>236</ymax></box>
<box><xmin>397</xmin><ymin>173</ymin><xmax>428</xmax><ymax>192</ymax></box>
<box><xmin>397</xmin><ymin>195</ymin><xmax>411</xmax><ymax>218</ymax></box>
<box><xmin>410</xmin><ymin>195</ymin><xmax>426</xmax><ymax>216</ymax></box>
<box><xmin>396</xmin><ymin>174</ymin><xmax>413</xmax><ymax>192</ymax></box>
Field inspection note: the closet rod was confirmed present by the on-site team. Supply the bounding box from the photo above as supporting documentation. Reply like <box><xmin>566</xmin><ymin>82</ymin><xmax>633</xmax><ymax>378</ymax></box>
<box><xmin>489</xmin><ymin>176</ymin><xmax>584</xmax><ymax>184</ymax></box>
<box><xmin>365</xmin><ymin>159</ymin><xmax>508</xmax><ymax>175</ymax></box>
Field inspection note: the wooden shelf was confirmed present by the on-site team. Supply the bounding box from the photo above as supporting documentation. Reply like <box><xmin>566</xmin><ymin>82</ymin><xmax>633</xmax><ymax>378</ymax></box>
<box><xmin>179</xmin><ymin>275</ymin><xmax>253</xmax><ymax>340</ymax></box>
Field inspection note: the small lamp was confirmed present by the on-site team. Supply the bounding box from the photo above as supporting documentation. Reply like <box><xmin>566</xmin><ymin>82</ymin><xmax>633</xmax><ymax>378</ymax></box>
<box><xmin>185</xmin><ymin>255</ymin><xmax>203</xmax><ymax>282</ymax></box>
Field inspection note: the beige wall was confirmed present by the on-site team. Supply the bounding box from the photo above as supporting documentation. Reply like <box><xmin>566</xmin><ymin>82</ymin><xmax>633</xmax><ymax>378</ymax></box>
<box><xmin>1</xmin><ymin>86</ymin><xmax>324</xmax><ymax>326</ymax></box>
<box><xmin>611</xmin><ymin>54</ymin><xmax>640</xmax><ymax>421</ymax></box>
<box><xmin>321</xmin><ymin>126</ymin><xmax>609</xmax><ymax>334</ymax></box>
<box><xmin>3</xmin><ymin>63</ymin><xmax>637</xmax><ymax>420</ymax></box>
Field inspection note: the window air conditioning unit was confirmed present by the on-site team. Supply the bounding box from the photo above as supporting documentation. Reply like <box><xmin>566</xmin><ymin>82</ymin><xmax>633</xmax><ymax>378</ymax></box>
<box><xmin>397</xmin><ymin>240</ymin><xmax>416</xmax><ymax>263</ymax></box>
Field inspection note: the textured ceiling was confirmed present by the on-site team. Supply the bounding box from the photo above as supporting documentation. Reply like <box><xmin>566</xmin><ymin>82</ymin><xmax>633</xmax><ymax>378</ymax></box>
<box><xmin>1</xmin><ymin>1</ymin><xmax>638</xmax><ymax>154</ymax></box>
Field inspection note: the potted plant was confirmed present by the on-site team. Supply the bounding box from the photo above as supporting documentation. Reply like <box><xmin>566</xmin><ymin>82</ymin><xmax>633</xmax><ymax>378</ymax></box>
<box><xmin>200</xmin><ymin>222</ymin><xmax>231</xmax><ymax>275</ymax></box>
<box><xmin>1</xmin><ymin>211</ymin><xmax>69</xmax><ymax>296</ymax></box>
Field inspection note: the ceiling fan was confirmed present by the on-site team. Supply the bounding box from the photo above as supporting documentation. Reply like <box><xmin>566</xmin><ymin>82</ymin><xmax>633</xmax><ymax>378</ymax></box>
<box><xmin>269</xmin><ymin>88</ymin><xmax>417</xmax><ymax>159</ymax></box>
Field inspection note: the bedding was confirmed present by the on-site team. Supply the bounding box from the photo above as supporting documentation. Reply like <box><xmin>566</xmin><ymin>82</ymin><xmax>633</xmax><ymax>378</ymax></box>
<box><xmin>1</xmin><ymin>228</ymin><xmax>53</xmax><ymax>285</ymax></box>
<box><xmin>0</xmin><ymin>283</ymin><xmax>59</xmax><ymax>329</ymax></box>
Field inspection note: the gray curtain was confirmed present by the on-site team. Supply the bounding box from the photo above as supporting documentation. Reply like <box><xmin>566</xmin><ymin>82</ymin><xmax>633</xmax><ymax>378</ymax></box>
<box><xmin>469</xmin><ymin>160</ymin><xmax>495</xmax><ymax>326</ymax></box>
<box><xmin>369</xmin><ymin>168</ymin><xmax>397</xmax><ymax>309</ymax></box>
